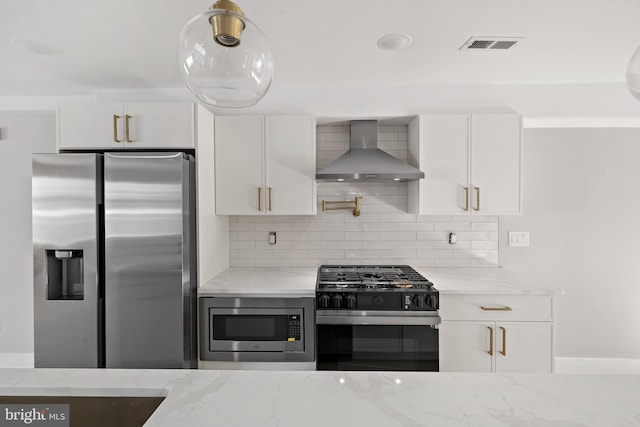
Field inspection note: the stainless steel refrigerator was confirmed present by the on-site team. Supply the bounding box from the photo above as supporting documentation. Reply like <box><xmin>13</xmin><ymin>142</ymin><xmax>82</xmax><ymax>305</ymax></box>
<box><xmin>32</xmin><ymin>152</ymin><xmax>196</xmax><ymax>369</ymax></box>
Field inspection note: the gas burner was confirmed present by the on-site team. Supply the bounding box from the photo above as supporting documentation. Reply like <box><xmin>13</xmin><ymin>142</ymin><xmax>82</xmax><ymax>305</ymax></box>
<box><xmin>316</xmin><ymin>265</ymin><xmax>439</xmax><ymax>311</ymax></box>
<box><xmin>316</xmin><ymin>265</ymin><xmax>436</xmax><ymax>293</ymax></box>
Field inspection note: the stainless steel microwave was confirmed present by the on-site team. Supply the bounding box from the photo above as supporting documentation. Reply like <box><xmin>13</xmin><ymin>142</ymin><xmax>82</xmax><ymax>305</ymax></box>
<box><xmin>199</xmin><ymin>297</ymin><xmax>315</xmax><ymax>362</ymax></box>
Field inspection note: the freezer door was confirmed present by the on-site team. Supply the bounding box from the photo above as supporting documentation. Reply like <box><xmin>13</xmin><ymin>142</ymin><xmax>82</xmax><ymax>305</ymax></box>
<box><xmin>32</xmin><ymin>153</ymin><xmax>100</xmax><ymax>368</ymax></box>
<box><xmin>104</xmin><ymin>152</ymin><xmax>195</xmax><ymax>368</ymax></box>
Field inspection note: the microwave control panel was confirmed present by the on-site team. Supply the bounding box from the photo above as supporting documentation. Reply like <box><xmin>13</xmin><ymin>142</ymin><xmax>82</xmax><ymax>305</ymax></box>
<box><xmin>288</xmin><ymin>315</ymin><xmax>301</xmax><ymax>341</ymax></box>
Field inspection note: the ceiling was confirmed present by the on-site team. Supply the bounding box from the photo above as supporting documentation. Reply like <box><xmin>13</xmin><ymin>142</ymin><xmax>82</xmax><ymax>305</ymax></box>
<box><xmin>2</xmin><ymin>0</ymin><xmax>640</xmax><ymax>119</ymax></box>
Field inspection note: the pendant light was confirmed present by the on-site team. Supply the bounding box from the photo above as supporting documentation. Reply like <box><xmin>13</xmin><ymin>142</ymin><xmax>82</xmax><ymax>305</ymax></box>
<box><xmin>178</xmin><ymin>0</ymin><xmax>274</xmax><ymax>108</ymax></box>
<box><xmin>627</xmin><ymin>45</ymin><xmax>640</xmax><ymax>101</ymax></box>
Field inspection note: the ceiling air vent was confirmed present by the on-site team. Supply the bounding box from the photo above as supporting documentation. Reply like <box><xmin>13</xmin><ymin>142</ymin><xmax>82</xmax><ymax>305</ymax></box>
<box><xmin>459</xmin><ymin>36</ymin><xmax>522</xmax><ymax>51</ymax></box>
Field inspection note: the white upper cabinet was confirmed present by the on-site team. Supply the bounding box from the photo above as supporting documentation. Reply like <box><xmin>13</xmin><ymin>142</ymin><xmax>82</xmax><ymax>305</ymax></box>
<box><xmin>214</xmin><ymin>115</ymin><xmax>317</xmax><ymax>215</ymax></box>
<box><xmin>470</xmin><ymin>115</ymin><xmax>521</xmax><ymax>214</ymax></box>
<box><xmin>58</xmin><ymin>103</ymin><xmax>195</xmax><ymax>149</ymax></box>
<box><xmin>408</xmin><ymin>114</ymin><xmax>522</xmax><ymax>215</ymax></box>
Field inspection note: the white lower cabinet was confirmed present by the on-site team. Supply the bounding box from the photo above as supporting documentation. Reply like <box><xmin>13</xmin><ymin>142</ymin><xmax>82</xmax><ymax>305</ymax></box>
<box><xmin>439</xmin><ymin>295</ymin><xmax>555</xmax><ymax>373</ymax></box>
<box><xmin>440</xmin><ymin>321</ymin><xmax>554</xmax><ymax>373</ymax></box>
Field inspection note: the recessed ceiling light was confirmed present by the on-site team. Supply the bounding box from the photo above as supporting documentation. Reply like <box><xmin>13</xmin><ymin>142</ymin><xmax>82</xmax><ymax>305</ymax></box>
<box><xmin>9</xmin><ymin>38</ymin><xmax>54</xmax><ymax>55</ymax></box>
<box><xmin>377</xmin><ymin>33</ymin><xmax>413</xmax><ymax>51</ymax></box>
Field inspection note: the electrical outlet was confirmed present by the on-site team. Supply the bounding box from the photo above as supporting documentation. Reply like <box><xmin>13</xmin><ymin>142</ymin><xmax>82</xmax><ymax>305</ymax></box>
<box><xmin>508</xmin><ymin>231</ymin><xmax>530</xmax><ymax>247</ymax></box>
<box><xmin>268</xmin><ymin>231</ymin><xmax>277</xmax><ymax>245</ymax></box>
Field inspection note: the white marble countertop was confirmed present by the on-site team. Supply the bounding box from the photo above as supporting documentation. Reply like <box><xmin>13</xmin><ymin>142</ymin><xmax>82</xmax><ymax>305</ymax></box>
<box><xmin>198</xmin><ymin>267</ymin><xmax>560</xmax><ymax>297</ymax></box>
<box><xmin>198</xmin><ymin>267</ymin><xmax>317</xmax><ymax>297</ymax></box>
<box><xmin>1</xmin><ymin>368</ymin><xmax>637</xmax><ymax>426</ymax></box>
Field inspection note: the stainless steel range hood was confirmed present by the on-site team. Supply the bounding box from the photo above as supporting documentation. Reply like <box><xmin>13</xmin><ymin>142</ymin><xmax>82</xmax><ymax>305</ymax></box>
<box><xmin>316</xmin><ymin>120</ymin><xmax>425</xmax><ymax>182</ymax></box>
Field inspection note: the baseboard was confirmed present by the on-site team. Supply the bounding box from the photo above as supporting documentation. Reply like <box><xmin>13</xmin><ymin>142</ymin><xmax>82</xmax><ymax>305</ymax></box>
<box><xmin>556</xmin><ymin>357</ymin><xmax>640</xmax><ymax>374</ymax></box>
<box><xmin>0</xmin><ymin>353</ymin><xmax>34</xmax><ymax>368</ymax></box>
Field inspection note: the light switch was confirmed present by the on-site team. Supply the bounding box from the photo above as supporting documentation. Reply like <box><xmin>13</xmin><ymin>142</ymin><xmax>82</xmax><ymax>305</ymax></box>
<box><xmin>508</xmin><ymin>231</ymin><xmax>530</xmax><ymax>247</ymax></box>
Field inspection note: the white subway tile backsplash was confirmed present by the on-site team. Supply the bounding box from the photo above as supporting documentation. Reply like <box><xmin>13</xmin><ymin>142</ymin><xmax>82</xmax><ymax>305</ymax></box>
<box><xmin>254</xmin><ymin>223</ymin><xmax>292</xmax><ymax>232</ymax></box>
<box><xmin>327</xmin><ymin>240</ymin><xmax>364</xmax><ymax>250</ymax></box>
<box><xmin>471</xmin><ymin>222</ymin><xmax>499</xmax><ymax>231</ymax></box>
<box><xmin>230</xmin><ymin>240</ymin><xmax>255</xmax><ymax>249</ymax></box>
<box><xmin>228</xmin><ymin>124</ymin><xmax>500</xmax><ymax>268</ymax></box>
<box><xmin>435</xmin><ymin>222</ymin><xmax>472</xmax><ymax>232</ymax></box>
<box><xmin>345</xmin><ymin>231</ymin><xmax>381</xmax><ymax>241</ymax></box>
<box><xmin>363</xmin><ymin>223</ymin><xmax>399</xmax><ymax>232</ymax></box>
<box><xmin>326</xmin><ymin>223</ymin><xmax>363</xmax><ymax>232</ymax></box>
<box><xmin>398</xmin><ymin>223</ymin><xmax>436</xmax><ymax>232</ymax></box>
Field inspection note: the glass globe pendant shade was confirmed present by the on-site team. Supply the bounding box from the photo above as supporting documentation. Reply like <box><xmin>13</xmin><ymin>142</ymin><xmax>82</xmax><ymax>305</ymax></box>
<box><xmin>178</xmin><ymin>0</ymin><xmax>274</xmax><ymax>108</ymax></box>
<box><xmin>627</xmin><ymin>45</ymin><xmax>640</xmax><ymax>102</ymax></box>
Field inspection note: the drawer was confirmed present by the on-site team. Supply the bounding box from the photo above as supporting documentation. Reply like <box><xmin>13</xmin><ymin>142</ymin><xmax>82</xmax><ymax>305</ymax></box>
<box><xmin>439</xmin><ymin>295</ymin><xmax>554</xmax><ymax>322</ymax></box>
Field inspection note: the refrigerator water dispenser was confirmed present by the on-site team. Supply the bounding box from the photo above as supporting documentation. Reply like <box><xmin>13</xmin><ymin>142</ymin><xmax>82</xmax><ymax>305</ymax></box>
<box><xmin>46</xmin><ymin>249</ymin><xmax>84</xmax><ymax>300</ymax></box>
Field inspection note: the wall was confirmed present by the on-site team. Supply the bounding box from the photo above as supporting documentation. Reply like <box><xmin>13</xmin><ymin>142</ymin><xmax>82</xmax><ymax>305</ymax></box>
<box><xmin>229</xmin><ymin>124</ymin><xmax>499</xmax><ymax>267</ymax></box>
<box><xmin>500</xmin><ymin>127</ymin><xmax>640</xmax><ymax>359</ymax></box>
<box><xmin>196</xmin><ymin>105</ymin><xmax>229</xmax><ymax>284</ymax></box>
<box><xmin>0</xmin><ymin>111</ymin><xmax>56</xmax><ymax>365</ymax></box>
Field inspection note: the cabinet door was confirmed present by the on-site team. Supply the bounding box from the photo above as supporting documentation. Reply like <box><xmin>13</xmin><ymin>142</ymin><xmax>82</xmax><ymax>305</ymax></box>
<box><xmin>494</xmin><ymin>322</ymin><xmax>553</xmax><ymax>373</ymax></box>
<box><xmin>58</xmin><ymin>104</ymin><xmax>125</xmax><ymax>149</ymax></box>
<box><xmin>410</xmin><ymin>115</ymin><xmax>469</xmax><ymax>215</ymax></box>
<box><xmin>265</xmin><ymin>116</ymin><xmax>317</xmax><ymax>215</ymax></box>
<box><xmin>470</xmin><ymin>114</ymin><xmax>521</xmax><ymax>214</ymax></box>
<box><xmin>439</xmin><ymin>321</ymin><xmax>493</xmax><ymax>372</ymax></box>
<box><xmin>123</xmin><ymin>103</ymin><xmax>194</xmax><ymax>148</ymax></box>
<box><xmin>214</xmin><ymin>116</ymin><xmax>264</xmax><ymax>215</ymax></box>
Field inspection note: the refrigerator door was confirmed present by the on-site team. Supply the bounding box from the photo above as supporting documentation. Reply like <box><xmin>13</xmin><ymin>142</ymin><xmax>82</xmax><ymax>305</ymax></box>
<box><xmin>104</xmin><ymin>152</ymin><xmax>195</xmax><ymax>368</ymax></box>
<box><xmin>33</xmin><ymin>153</ymin><xmax>101</xmax><ymax>368</ymax></box>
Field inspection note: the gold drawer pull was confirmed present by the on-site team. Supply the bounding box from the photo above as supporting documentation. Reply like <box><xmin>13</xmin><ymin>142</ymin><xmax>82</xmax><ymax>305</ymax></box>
<box><xmin>113</xmin><ymin>115</ymin><xmax>121</xmax><ymax>142</ymax></box>
<box><xmin>473</xmin><ymin>186</ymin><xmax>480</xmax><ymax>211</ymax></box>
<box><xmin>257</xmin><ymin>187</ymin><xmax>262</xmax><ymax>211</ymax></box>
<box><xmin>463</xmin><ymin>187</ymin><xmax>469</xmax><ymax>211</ymax></box>
<box><xmin>125</xmin><ymin>114</ymin><xmax>132</xmax><ymax>143</ymax></box>
<box><xmin>480</xmin><ymin>306</ymin><xmax>512</xmax><ymax>311</ymax></box>
<box><xmin>487</xmin><ymin>326</ymin><xmax>494</xmax><ymax>356</ymax></box>
<box><xmin>500</xmin><ymin>326</ymin><xmax>507</xmax><ymax>356</ymax></box>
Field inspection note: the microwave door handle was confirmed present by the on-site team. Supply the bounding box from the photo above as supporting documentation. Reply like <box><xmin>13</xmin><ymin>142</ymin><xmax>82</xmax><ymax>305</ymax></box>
<box><xmin>316</xmin><ymin>314</ymin><xmax>441</xmax><ymax>326</ymax></box>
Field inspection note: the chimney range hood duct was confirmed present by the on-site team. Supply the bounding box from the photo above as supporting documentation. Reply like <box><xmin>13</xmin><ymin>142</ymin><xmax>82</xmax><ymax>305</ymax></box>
<box><xmin>316</xmin><ymin>120</ymin><xmax>425</xmax><ymax>182</ymax></box>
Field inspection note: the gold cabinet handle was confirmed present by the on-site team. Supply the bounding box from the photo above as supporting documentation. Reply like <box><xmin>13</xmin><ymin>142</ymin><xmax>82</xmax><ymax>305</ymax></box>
<box><xmin>125</xmin><ymin>114</ymin><xmax>132</xmax><ymax>143</ymax></box>
<box><xmin>473</xmin><ymin>186</ymin><xmax>480</xmax><ymax>211</ymax></box>
<box><xmin>487</xmin><ymin>326</ymin><xmax>494</xmax><ymax>356</ymax></box>
<box><xmin>499</xmin><ymin>326</ymin><xmax>507</xmax><ymax>356</ymax></box>
<box><xmin>257</xmin><ymin>187</ymin><xmax>262</xmax><ymax>211</ymax></box>
<box><xmin>463</xmin><ymin>187</ymin><xmax>469</xmax><ymax>211</ymax></box>
<box><xmin>481</xmin><ymin>306</ymin><xmax>512</xmax><ymax>311</ymax></box>
<box><xmin>268</xmin><ymin>187</ymin><xmax>272</xmax><ymax>211</ymax></box>
<box><xmin>113</xmin><ymin>115</ymin><xmax>121</xmax><ymax>143</ymax></box>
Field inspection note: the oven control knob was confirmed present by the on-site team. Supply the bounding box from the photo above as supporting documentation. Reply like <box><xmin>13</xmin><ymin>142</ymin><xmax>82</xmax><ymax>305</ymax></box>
<box><xmin>332</xmin><ymin>293</ymin><xmax>344</xmax><ymax>309</ymax></box>
<box><xmin>345</xmin><ymin>294</ymin><xmax>356</xmax><ymax>309</ymax></box>
<box><xmin>427</xmin><ymin>295</ymin><xmax>438</xmax><ymax>309</ymax></box>
<box><xmin>318</xmin><ymin>294</ymin><xmax>330</xmax><ymax>309</ymax></box>
<box><xmin>413</xmin><ymin>294</ymin><xmax>425</xmax><ymax>309</ymax></box>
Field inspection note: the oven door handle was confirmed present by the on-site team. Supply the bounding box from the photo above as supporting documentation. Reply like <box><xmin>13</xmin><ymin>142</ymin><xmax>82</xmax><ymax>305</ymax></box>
<box><xmin>316</xmin><ymin>313</ymin><xmax>441</xmax><ymax>326</ymax></box>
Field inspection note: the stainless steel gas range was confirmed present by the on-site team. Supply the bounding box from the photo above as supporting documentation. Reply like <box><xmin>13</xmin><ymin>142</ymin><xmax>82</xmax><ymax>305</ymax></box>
<box><xmin>315</xmin><ymin>265</ymin><xmax>440</xmax><ymax>371</ymax></box>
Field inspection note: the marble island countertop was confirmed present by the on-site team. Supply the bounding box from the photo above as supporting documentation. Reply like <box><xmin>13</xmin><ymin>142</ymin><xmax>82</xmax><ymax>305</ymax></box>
<box><xmin>1</xmin><ymin>368</ymin><xmax>638</xmax><ymax>426</ymax></box>
<box><xmin>198</xmin><ymin>266</ymin><xmax>561</xmax><ymax>297</ymax></box>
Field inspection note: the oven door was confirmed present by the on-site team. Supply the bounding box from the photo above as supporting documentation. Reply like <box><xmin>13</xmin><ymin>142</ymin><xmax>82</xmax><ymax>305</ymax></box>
<box><xmin>210</xmin><ymin>308</ymin><xmax>304</xmax><ymax>353</ymax></box>
<box><xmin>316</xmin><ymin>311</ymin><xmax>440</xmax><ymax>371</ymax></box>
